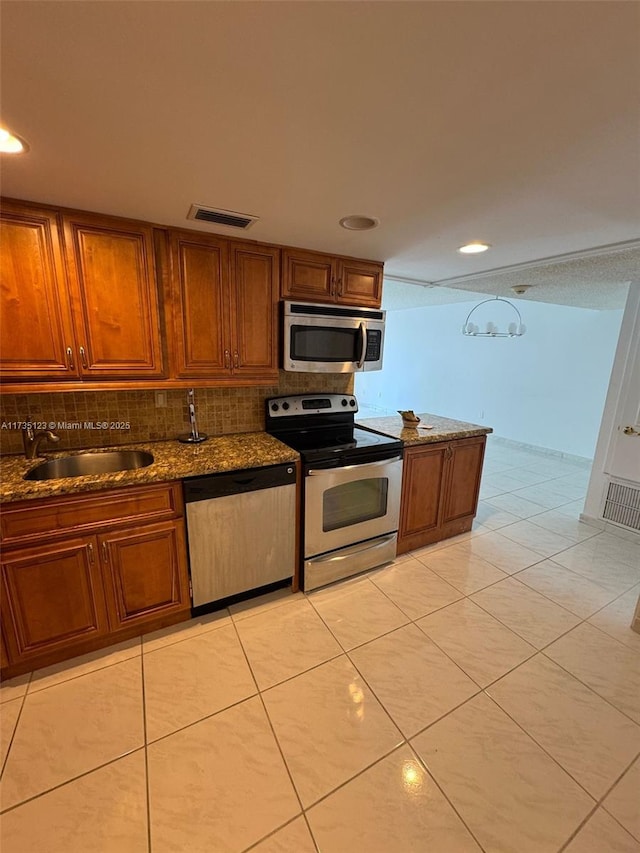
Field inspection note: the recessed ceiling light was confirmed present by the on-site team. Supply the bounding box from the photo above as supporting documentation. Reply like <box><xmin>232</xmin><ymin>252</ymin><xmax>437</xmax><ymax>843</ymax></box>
<box><xmin>339</xmin><ymin>215</ymin><xmax>379</xmax><ymax>231</ymax></box>
<box><xmin>458</xmin><ymin>242</ymin><xmax>491</xmax><ymax>254</ymax></box>
<box><xmin>0</xmin><ymin>128</ymin><xmax>29</xmax><ymax>154</ymax></box>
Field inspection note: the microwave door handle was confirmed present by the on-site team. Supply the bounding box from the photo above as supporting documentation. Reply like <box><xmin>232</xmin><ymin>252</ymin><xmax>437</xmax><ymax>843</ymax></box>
<box><xmin>356</xmin><ymin>322</ymin><xmax>367</xmax><ymax>368</ymax></box>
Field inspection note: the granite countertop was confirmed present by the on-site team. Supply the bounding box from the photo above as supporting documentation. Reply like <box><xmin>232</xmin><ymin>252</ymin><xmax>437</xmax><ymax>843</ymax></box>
<box><xmin>357</xmin><ymin>413</ymin><xmax>492</xmax><ymax>446</ymax></box>
<box><xmin>0</xmin><ymin>433</ymin><xmax>299</xmax><ymax>503</ymax></box>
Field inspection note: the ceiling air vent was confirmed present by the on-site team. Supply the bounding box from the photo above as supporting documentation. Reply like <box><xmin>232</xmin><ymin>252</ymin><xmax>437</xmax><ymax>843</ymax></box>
<box><xmin>187</xmin><ymin>204</ymin><xmax>259</xmax><ymax>230</ymax></box>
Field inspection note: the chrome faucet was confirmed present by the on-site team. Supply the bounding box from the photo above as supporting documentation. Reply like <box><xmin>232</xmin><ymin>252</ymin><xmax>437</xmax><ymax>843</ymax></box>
<box><xmin>22</xmin><ymin>426</ymin><xmax>61</xmax><ymax>460</ymax></box>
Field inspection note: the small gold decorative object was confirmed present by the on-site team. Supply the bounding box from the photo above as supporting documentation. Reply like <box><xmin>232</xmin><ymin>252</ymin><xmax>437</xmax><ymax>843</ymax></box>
<box><xmin>398</xmin><ymin>410</ymin><xmax>421</xmax><ymax>428</ymax></box>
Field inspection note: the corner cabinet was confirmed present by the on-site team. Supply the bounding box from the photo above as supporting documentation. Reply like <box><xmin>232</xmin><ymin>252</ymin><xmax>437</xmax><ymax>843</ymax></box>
<box><xmin>397</xmin><ymin>435</ymin><xmax>486</xmax><ymax>554</ymax></box>
<box><xmin>166</xmin><ymin>230</ymin><xmax>279</xmax><ymax>382</ymax></box>
<box><xmin>282</xmin><ymin>248</ymin><xmax>383</xmax><ymax>308</ymax></box>
<box><xmin>0</xmin><ymin>201</ymin><xmax>165</xmax><ymax>383</ymax></box>
<box><xmin>0</xmin><ymin>483</ymin><xmax>190</xmax><ymax>676</ymax></box>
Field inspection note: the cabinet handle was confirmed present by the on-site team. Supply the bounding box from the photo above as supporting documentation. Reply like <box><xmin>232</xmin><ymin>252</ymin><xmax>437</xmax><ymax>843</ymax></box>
<box><xmin>102</xmin><ymin>542</ymin><xmax>109</xmax><ymax>564</ymax></box>
<box><xmin>337</xmin><ymin>277</ymin><xmax>343</xmax><ymax>296</ymax></box>
<box><xmin>446</xmin><ymin>446</ymin><xmax>453</xmax><ymax>459</ymax></box>
<box><xmin>66</xmin><ymin>346</ymin><xmax>75</xmax><ymax>369</ymax></box>
<box><xmin>79</xmin><ymin>346</ymin><xmax>88</xmax><ymax>368</ymax></box>
<box><xmin>224</xmin><ymin>349</ymin><xmax>231</xmax><ymax>369</ymax></box>
<box><xmin>88</xmin><ymin>543</ymin><xmax>94</xmax><ymax>564</ymax></box>
<box><xmin>330</xmin><ymin>276</ymin><xmax>336</xmax><ymax>296</ymax></box>
<box><xmin>233</xmin><ymin>351</ymin><xmax>239</xmax><ymax>368</ymax></box>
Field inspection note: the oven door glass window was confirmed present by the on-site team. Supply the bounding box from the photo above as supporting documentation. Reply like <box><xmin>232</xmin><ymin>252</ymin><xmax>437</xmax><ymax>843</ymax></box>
<box><xmin>323</xmin><ymin>478</ymin><xmax>388</xmax><ymax>531</ymax></box>
<box><xmin>291</xmin><ymin>324</ymin><xmax>360</xmax><ymax>362</ymax></box>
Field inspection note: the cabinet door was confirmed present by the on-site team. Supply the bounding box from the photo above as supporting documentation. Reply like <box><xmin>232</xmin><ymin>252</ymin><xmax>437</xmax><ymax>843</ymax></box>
<box><xmin>100</xmin><ymin>520</ymin><xmax>190</xmax><ymax>630</ymax></box>
<box><xmin>168</xmin><ymin>230</ymin><xmax>231</xmax><ymax>378</ymax></box>
<box><xmin>0</xmin><ymin>202</ymin><xmax>79</xmax><ymax>380</ymax></box>
<box><xmin>398</xmin><ymin>443</ymin><xmax>448</xmax><ymax>553</ymax></box>
<box><xmin>0</xmin><ymin>536</ymin><xmax>109</xmax><ymax>662</ymax></box>
<box><xmin>1</xmin><ymin>629</ymin><xmax>10</xmax><ymax>668</ymax></box>
<box><xmin>63</xmin><ymin>214</ymin><xmax>164</xmax><ymax>378</ymax></box>
<box><xmin>281</xmin><ymin>249</ymin><xmax>335</xmax><ymax>302</ymax></box>
<box><xmin>337</xmin><ymin>259</ymin><xmax>383</xmax><ymax>308</ymax></box>
<box><xmin>441</xmin><ymin>436</ymin><xmax>486</xmax><ymax>524</ymax></box>
<box><xmin>229</xmin><ymin>242</ymin><xmax>279</xmax><ymax>379</ymax></box>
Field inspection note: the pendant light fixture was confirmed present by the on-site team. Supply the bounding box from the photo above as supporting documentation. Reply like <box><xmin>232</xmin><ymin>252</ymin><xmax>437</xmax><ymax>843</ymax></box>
<box><xmin>462</xmin><ymin>296</ymin><xmax>526</xmax><ymax>338</ymax></box>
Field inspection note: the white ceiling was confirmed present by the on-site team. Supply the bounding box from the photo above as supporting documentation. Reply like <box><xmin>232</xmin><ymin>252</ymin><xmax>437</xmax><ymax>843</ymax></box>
<box><xmin>2</xmin><ymin>1</ymin><xmax>639</xmax><ymax>309</ymax></box>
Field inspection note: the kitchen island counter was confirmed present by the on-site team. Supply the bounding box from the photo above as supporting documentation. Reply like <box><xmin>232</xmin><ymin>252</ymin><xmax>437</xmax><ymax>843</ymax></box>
<box><xmin>358</xmin><ymin>414</ymin><xmax>491</xmax><ymax>555</ymax></box>
<box><xmin>357</xmin><ymin>413</ymin><xmax>492</xmax><ymax>444</ymax></box>
<box><xmin>0</xmin><ymin>433</ymin><xmax>299</xmax><ymax>503</ymax></box>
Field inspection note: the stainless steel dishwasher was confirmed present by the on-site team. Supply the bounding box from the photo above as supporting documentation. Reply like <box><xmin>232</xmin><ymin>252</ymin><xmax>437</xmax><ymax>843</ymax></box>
<box><xmin>183</xmin><ymin>463</ymin><xmax>297</xmax><ymax>611</ymax></box>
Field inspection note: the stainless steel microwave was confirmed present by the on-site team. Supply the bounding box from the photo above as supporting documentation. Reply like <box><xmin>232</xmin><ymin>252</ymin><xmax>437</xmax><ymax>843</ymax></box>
<box><xmin>282</xmin><ymin>301</ymin><xmax>386</xmax><ymax>373</ymax></box>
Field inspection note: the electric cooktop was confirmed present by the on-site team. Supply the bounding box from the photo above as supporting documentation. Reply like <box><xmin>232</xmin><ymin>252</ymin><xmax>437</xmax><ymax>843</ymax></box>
<box><xmin>265</xmin><ymin>394</ymin><xmax>403</xmax><ymax>465</ymax></box>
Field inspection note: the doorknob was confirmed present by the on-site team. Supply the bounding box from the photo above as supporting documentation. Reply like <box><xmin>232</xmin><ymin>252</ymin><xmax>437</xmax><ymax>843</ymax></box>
<box><xmin>622</xmin><ymin>426</ymin><xmax>640</xmax><ymax>435</ymax></box>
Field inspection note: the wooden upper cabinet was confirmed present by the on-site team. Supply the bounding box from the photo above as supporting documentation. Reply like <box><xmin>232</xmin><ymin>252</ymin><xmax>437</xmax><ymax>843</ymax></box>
<box><xmin>337</xmin><ymin>259</ymin><xmax>383</xmax><ymax>307</ymax></box>
<box><xmin>230</xmin><ymin>242</ymin><xmax>279</xmax><ymax>379</ymax></box>
<box><xmin>281</xmin><ymin>249</ymin><xmax>334</xmax><ymax>302</ymax></box>
<box><xmin>0</xmin><ymin>202</ymin><xmax>79</xmax><ymax>380</ymax></box>
<box><xmin>282</xmin><ymin>248</ymin><xmax>383</xmax><ymax>308</ymax></box>
<box><xmin>166</xmin><ymin>231</ymin><xmax>279</xmax><ymax>381</ymax></box>
<box><xmin>63</xmin><ymin>213</ymin><xmax>164</xmax><ymax>378</ymax></box>
<box><xmin>1</xmin><ymin>197</ymin><xmax>384</xmax><ymax>389</ymax></box>
<box><xmin>168</xmin><ymin>230</ymin><xmax>230</xmax><ymax>378</ymax></box>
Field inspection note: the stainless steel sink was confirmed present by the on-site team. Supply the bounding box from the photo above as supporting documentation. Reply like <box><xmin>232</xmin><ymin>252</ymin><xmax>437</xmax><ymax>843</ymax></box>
<box><xmin>24</xmin><ymin>450</ymin><xmax>154</xmax><ymax>481</ymax></box>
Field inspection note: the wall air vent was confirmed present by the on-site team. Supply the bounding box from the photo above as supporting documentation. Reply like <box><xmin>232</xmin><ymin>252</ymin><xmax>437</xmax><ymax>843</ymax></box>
<box><xmin>187</xmin><ymin>204</ymin><xmax>259</xmax><ymax>230</ymax></box>
<box><xmin>603</xmin><ymin>480</ymin><xmax>640</xmax><ymax>532</ymax></box>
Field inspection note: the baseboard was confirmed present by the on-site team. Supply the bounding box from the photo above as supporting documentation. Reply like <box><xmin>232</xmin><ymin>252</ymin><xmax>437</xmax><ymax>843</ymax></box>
<box><xmin>489</xmin><ymin>435</ymin><xmax>593</xmax><ymax>469</ymax></box>
<box><xmin>580</xmin><ymin>512</ymin><xmax>640</xmax><ymax>541</ymax></box>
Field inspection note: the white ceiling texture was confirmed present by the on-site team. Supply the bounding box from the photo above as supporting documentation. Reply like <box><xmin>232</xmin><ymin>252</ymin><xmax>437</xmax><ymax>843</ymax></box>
<box><xmin>1</xmin><ymin>1</ymin><xmax>639</xmax><ymax>310</ymax></box>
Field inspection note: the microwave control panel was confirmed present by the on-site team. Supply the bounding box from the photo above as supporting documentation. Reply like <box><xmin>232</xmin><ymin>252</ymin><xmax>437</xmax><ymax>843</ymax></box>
<box><xmin>365</xmin><ymin>329</ymin><xmax>382</xmax><ymax>361</ymax></box>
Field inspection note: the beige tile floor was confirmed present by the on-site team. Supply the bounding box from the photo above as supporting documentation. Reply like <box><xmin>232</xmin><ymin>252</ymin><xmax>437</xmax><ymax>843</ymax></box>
<box><xmin>1</xmin><ymin>439</ymin><xmax>640</xmax><ymax>852</ymax></box>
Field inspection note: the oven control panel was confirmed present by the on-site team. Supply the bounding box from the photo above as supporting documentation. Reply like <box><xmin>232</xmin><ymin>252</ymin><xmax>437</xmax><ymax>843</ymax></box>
<box><xmin>266</xmin><ymin>394</ymin><xmax>358</xmax><ymax>417</ymax></box>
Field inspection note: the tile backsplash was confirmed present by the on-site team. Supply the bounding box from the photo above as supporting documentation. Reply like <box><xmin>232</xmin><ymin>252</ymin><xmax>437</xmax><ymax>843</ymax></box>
<box><xmin>0</xmin><ymin>373</ymin><xmax>354</xmax><ymax>456</ymax></box>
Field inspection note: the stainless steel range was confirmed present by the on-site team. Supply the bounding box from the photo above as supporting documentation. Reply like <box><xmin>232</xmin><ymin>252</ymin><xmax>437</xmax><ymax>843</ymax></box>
<box><xmin>266</xmin><ymin>394</ymin><xmax>403</xmax><ymax>591</ymax></box>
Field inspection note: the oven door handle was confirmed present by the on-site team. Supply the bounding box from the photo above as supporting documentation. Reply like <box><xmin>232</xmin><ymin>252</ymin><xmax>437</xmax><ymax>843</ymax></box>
<box><xmin>356</xmin><ymin>322</ymin><xmax>368</xmax><ymax>369</ymax></box>
<box><xmin>310</xmin><ymin>533</ymin><xmax>397</xmax><ymax>563</ymax></box>
<box><xmin>307</xmin><ymin>454</ymin><xmax>402</xmax><ymax>476</ymax></box>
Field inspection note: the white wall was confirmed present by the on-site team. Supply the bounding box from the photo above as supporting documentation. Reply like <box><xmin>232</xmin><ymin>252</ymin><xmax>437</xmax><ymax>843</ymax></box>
<box><xmin>356</xmin><ymin>295</ymin><xmax>624</xmax><ymax>458</ymax></box>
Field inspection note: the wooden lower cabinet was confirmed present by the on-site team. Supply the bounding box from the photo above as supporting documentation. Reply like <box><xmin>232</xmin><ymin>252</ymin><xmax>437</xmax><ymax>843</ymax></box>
<box><xmin>0</xmin><ymin>483</ymin><xmax>191</xmax><ymax>677</ymax></box>
<box><xmin>101</xmin><ymin>520</ymin><xmax>189</xmax><ymax>630</ymax></box>
<box><xmin>397</xmin><ymin>435</ymin><xmax>486</xmax><ymax>555</ymax></box>
<box><xmin>1</xmin><ymin>631</ymin><xmax>9</xmax><ymax>670</ymax></box>
<box><xmin>1</xmin><ymin>537</ymin><xmax>109</xmax><ymax>662</ymax></box>
<box><xmin>442</xmin><ymin>437</ymin><xmax>487</xmax><ymax>524</ymax></box>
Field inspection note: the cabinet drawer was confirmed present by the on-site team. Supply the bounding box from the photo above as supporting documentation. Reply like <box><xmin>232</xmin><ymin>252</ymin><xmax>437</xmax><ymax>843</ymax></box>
<box><xmin>1</xmin><ymin>482</ymin><xmax>183</xmax><ymax>548</ymax></box>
